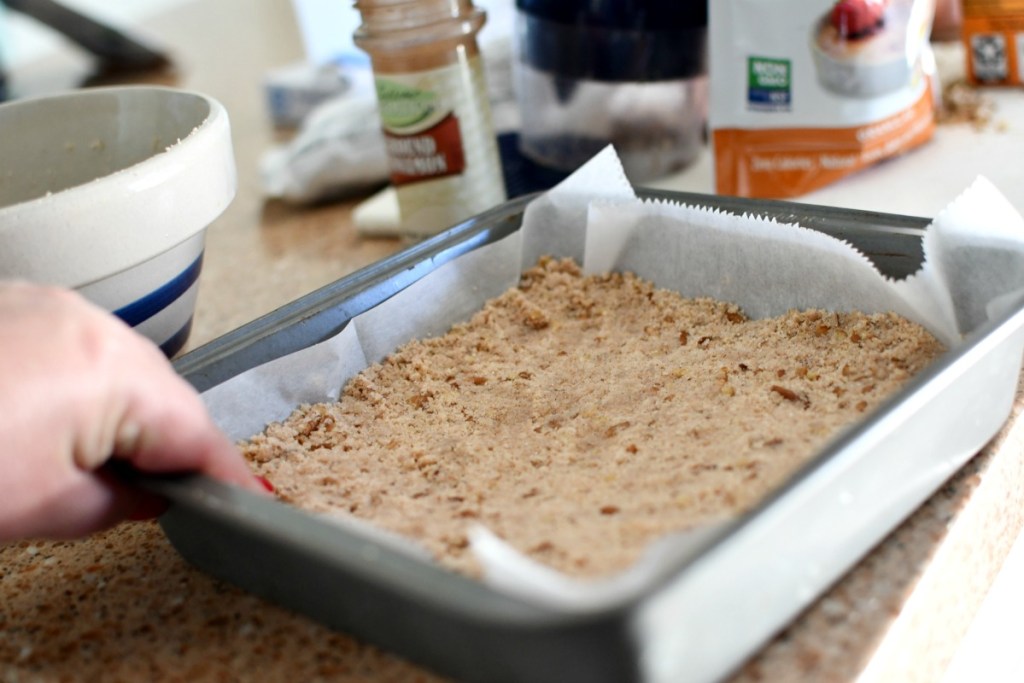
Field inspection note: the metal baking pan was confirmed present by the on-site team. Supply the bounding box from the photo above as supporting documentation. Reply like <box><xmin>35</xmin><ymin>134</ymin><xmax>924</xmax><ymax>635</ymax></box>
<box><xmin>149</xmin><ymin>190</ymin><xmax>1024</xmax><ymax>683</ymax></box>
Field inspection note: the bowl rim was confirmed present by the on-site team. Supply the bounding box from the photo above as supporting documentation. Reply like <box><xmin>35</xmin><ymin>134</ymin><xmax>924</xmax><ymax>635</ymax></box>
<box><xmin>0</xmin><ymin>85</ymin><xmax>237</xmax><ymax>289</ymax></box>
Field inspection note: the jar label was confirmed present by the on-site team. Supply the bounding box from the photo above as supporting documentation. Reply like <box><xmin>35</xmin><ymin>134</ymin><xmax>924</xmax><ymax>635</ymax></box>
<box><xmin>376</xmin><ymin>76</ymin><xmax>466</xmax><ymax>186</ymax></box>
<box><xmin>369</xmin><ymin>56</ymin><xmax>506</xmax><ymax>238</ymax></box>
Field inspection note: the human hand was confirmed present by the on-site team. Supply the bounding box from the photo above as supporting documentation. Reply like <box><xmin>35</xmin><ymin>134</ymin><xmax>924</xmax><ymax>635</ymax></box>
<box><xmin>0</xmin><ymin>281</ymin><xmax>263</xmax><ymax>542</ymax></box>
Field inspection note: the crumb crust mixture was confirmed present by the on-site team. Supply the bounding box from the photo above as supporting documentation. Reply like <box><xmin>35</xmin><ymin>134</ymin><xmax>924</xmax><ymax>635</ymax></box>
<box><xmin>243</xmin><ymin>257</ymin><xmax>943</xmax><ymax>578</ymax></box>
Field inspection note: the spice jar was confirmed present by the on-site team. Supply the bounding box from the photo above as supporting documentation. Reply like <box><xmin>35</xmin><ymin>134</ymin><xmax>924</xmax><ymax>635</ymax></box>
<box><xmin>354</xmin><ymin>0</ymin><xmax>507</xmax><ymax>240</ymax></box>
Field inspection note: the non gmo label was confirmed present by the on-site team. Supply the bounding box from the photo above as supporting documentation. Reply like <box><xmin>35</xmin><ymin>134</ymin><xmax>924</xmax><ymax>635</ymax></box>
<box><xmin>748</xmin><ymin>56</ymin><xmax>792</xmax><ymax>110</ymax></box>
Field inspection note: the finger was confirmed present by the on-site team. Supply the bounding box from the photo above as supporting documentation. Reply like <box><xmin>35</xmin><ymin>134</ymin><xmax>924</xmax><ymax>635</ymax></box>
<box><xmin>70</xmin><ymin>316</ymin><xmax>268</xmax><ymax>493</ymax></box>
<box><xmin>114</xmin><ymin>373</ymin><xmax>266</xmax><ymax>493</ymax></box>
<box><xmin>6</xmin><ymin>471</ymin><xmax>143</xmax><ymax>540</ymax></box>
<box><xmin>95</xmin><ymin>466</ymin><xmax>170</xmax><ymax>521</ymax></box>
<box><xmin>117</xmin><ymin>416</ymin><xmax>266</xmax><ymax>492</ymax></box>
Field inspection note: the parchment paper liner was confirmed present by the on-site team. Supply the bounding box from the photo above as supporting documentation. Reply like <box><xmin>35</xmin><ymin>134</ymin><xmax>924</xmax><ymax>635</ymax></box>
<box><xmin>203</xmin><ymin>147</ymin><xmax>1024</xmax><ymax>611</ymax></box>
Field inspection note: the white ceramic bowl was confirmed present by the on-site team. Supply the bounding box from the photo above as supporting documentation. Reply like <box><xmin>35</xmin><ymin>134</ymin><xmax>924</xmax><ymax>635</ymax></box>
<box><xmin>0</xmin><ymin>85</ymin><xmax>236</xmax><ymax>356</ymax></box>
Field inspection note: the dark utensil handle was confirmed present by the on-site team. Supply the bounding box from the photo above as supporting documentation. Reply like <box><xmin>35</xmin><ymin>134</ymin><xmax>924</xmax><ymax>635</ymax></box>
<box><xmin>3</xmin><ymin>0</ymin><xmax>171</xmax><ymax>68</ymax></box>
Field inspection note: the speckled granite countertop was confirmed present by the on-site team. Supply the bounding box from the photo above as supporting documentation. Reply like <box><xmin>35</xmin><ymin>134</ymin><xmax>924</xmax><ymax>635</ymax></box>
<box><xmin>5</xmin><ymin>384</ymin><xmax>1023</xmax><ymax>682</ymax></box>
<box><xmin>4</xmin><ymin>2</ymin><xmax>1024</xmax><ymax>681</ymax></box>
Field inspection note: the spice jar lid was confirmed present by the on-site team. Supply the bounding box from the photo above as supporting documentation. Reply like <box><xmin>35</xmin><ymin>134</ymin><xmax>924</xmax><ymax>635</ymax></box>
<box><xmin>516</xmin><ymin>0</ymin><xmax>707</xmax><ymax>82</ymax></box>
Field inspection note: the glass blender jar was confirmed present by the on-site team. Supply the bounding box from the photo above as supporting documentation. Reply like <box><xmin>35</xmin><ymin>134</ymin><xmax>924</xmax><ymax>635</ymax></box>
<box><xmin>514</xmin><ymin>0</ymin><xmax>708</xmax><ymax>183</ymax></box>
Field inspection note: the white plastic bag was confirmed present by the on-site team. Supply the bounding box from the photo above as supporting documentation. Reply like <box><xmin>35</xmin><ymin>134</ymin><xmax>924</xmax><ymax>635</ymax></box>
<box><xmin>260</xmin><ymin>93</ymin><xmax>390</xmax><ymax>205</ymax></box>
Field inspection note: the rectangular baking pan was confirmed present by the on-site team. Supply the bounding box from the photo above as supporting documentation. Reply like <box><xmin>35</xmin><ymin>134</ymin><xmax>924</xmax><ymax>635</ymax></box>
<box><xmin>150</xmin><ymin>190</ymin><xmax>1024</xmax><ymax>683</ymax></box>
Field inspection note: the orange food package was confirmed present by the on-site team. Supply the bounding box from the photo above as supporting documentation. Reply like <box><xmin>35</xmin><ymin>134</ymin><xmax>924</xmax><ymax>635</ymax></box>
<box><xmin>710</xmin><ymin>0</ymin><xmax>938</xmax><ymax>199</ymax></box>
<box><xmin>962</xmin><ymin>0</ymin><xmax>1024</xmax><ymax>84</ymax></box>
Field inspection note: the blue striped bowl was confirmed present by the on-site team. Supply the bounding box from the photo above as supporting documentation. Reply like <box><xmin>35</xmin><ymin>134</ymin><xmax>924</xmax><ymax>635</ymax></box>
<box><xmin>75</xmin><ymin>232</ymin><xmax>207</xmax><ymax>357</ymax></box>
<box><xmin>0</xmin><ymin>86</ymin><xmax>236</xmax><ymax>356</ymax></box>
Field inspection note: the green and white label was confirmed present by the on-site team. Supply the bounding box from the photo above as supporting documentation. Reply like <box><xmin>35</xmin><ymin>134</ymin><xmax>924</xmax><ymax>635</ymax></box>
<box><xmin>376</xmin><ymin>79</ymin><xmax>441</xmax><ymax>131</ymax></box>
<box><xmin>748</xmin><ymin>56</ymin><xmax>792</xmax><ymax>110</ymax></box>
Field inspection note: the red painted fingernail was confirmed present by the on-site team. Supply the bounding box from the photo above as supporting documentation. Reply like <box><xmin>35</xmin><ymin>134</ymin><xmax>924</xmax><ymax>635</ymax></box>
<box><xmin>254</xmin><ymin>475</ymin><xmax>275</xmax><ymax>493</ymax></box>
